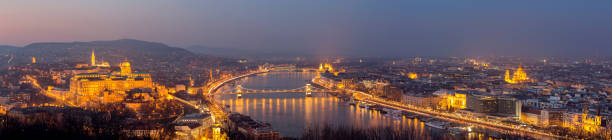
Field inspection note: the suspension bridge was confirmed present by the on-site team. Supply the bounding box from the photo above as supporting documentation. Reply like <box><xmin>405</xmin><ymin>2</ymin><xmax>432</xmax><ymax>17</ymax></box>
<box><xmin>220</xmin><ymin>84</ymin><xmax>337</xmax><ymax>97</ymax></box>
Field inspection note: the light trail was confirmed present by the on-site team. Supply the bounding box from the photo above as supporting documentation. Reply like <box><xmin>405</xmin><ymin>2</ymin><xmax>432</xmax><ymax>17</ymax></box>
<box><xmin>24</xmin><ymin>75</ymin><xmax>77</xmax><ymax>107</ymax></box>
<box><xmin>312</xmin><ymin>78</ymin><xmax>564</xmax><ymax>139</ymax></box>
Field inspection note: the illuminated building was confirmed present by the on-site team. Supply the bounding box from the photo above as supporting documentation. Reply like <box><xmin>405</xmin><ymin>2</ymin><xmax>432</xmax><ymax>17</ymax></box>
<box><xmin>90</xmin><ymin>49</ymin><xmax>111</xmax><ymax>67</ymax></box>
<box><xmin>433</xmin><ymin>90</ymin><xmax>466</xmax><ymax>110</ymax></box>
<box><xmin>228</xmin><ymin>113</ymin><xmax>280</xmax><ymax>140</ymax></box>
<box><xmin>70</xmin><ymin>59</ymin><xmax>153</xmax><ymax>100</ymax></box>
<box><xmin>408</xmin><ymin>72</ymin><xmax>418</xmax><ymax>79</ymax></box>
<box><xmin>561</xmin><ymin>106</ymin><xmax>602</xmax><ymax>133</ymax></box>
<box><xmin>341</xmin><ymin>78</ymin><xmax>357</xmax><ymax>89</ymax></box>
<box><xmin>467</xmin><ymin>94</ymin><xmax>497</xmax><ymax>113</ymax></box>
<box><xmin>31</xmin><ymin>57</ymin><xmax>36</xmax><ymax>64</ymax></box>
<box><xmin>382</xmin><ymin>85</ymin><xmax>403</xmax><ymax>101</ymax></box>
<box><xmin>402</xmin><ymin>93</ymin><xmax>442</xmax><ymax>109</ymax></box>
<box><xmin>120</xmin><ymin>59</ymin><xmax>132</xmax><ymax>75</ymax></box>
<box><xmin>463</xmin><ymin>92</ymin><xmax>521</xmax><ymax>119</ymax></box>
<box><xmin>91</xmin><ymin>49</ymin><xmax>95</xmax><ymax>65</ymax></box>
<box><xmin>318</xmin><ymin>64</ymin><xmax>323</xmax><ymax>71</ymax></box>
<box><xmin>580</xmin><ymin>111</ymin><xmax>601</xmax><ymax>132</ymax></box>
<box><xmin>447</xmin><ymin>93</ymin><xmax>466</xmax><ymax>109</ymax></box>
<box><xmin>209</xmin><ymin>69</ymin><xmax>214</xmax><ymax>82</ymax></box>
<box><xmin>496</xmin><ymin>97</ymin><xmax>522</xmax><ymax>119</ymax></box>
<box><xmin>318</xmin><ymin>62</ymin><xmax>334</xmax><ymax>72</ymax></box>
<box><xmin>505</xmin><ymin>62</ymin><xmax>530</xmax><ymax>84</ymax></box>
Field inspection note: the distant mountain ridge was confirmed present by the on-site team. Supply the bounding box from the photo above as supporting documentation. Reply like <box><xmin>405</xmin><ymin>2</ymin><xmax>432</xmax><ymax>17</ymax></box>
<box><xmin>6</xmin><ymin>39</ymin><xmax>197</xmax><ymax>68</ymax></box>
<box><xmin>0</xmin><ymin>45</ymin><xmax>19</xmax><ymax>68</ymax></box>
<box><xmin>184</xmin><ymin>45</ymin><xmax>250</xmax><ymax>57</ymax></box>
<box><xmin>0</xmin><ymin>45</ymin><xmax>19</xmax><ymax>55</ymax></box>
<box><xmin>0</xmin><ymin>45</ymin><xmax>18</xmax><ymax>51</ymax></box>
<box><xmin>183</xmin><ymin>45</ymin><xmax>327</xmax><ymax>58</ymax></box>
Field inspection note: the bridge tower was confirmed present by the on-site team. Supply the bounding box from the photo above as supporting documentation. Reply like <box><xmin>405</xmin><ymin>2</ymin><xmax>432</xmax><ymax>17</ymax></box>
<box><xmin>236</xmin><ymin>85</ymin><xmax>243</xmax><ymax>98</ymax></box>
<box><xmin>305</xmin><ymin>84</ymin><xmax>312</xmax><ymax>96</ymax></box>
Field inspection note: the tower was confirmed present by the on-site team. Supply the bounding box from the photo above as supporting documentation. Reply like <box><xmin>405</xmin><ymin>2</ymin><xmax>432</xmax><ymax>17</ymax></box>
<box><xmin>91</xmin><ymin>49</ymin><xmax>96</xmax><ymax>66</ymax></box>
<box><xmin>235</xmin><ymin>85</ymin><xmax>243</xmax><ymax>98</ymax></box>
<box><xmin>209</xmin><ymin>69</ymin><xmax>214</xmax><ymax>82</ymax></box>
<box><xmin>504</xmin><ymin>69</ymin><xmax>514</xmax><ymax>84</ymax></box>
<box><xmin>189</xmin><ymin>74</ymin><xmax>194</xmax><ymax>87</ymax></box>
<box><xmin>31</xmin><ymin>57</ymin><xmax>36</xmax><ymax>64</ymax></box>
<box><xmin>305</xmin><ymin>84</ymin><xmax>312</xmax><ymax>96</ymax></box>
<box><xmin>325</xmin><ymin>63</ymin><xmax>333</xmax><ymax>72</ymax></box>
<box><xmin>319</xmin><ymin>64</ymin><xmax>324</xmax><ymax>72</ymax></box>
<box><xmin>120</xmin><ymin>59</ymin><xmax>132</xmax><ymax>76</ymax></box>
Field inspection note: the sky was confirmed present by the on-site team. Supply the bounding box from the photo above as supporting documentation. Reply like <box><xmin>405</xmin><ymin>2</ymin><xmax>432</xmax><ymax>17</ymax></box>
<box><xmin>1</xmin><ymin>0</ymin><xmax>611</xmax><ymax>57</ymax></box>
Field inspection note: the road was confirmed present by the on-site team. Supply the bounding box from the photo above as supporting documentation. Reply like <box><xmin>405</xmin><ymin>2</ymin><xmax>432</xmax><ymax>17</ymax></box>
<box><xmin>312</xmin><ymin>78</ymin><xmax>563</xmax><ymax>139</ymax></box>
<box><xmin>24</xmin><ymin>75</ymin><xmax>78</xmax><ymax>107</ymax></box>
<box><xmin>202</xmin><ymin>68</ymin><xmax>308</xmax><ymax>121</ymax></box>
<box><xmin>203</xmin><ymin>70</ymin><xmax>267</xmax><ymax>122</ymax></box>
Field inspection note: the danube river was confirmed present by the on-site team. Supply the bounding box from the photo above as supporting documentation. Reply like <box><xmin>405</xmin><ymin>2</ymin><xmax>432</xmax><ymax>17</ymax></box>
<box><xmin>214</xmin><ymin>71</ymin><xmax>493</xmax><ymax>139</ymax></box>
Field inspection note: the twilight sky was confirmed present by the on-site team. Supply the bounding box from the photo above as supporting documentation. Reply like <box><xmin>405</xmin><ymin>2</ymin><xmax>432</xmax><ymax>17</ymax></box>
<box><xmin>1</xmin><ymin>0</ymin><xmax>611</xmax><ymax>56</ymax></box>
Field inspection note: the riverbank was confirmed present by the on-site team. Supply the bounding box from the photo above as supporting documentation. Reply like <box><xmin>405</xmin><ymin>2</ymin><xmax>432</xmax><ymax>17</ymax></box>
<box><xmin>214</xmin><ymin>72</ymin><xmax>431</xmax><ymax>138</ymax></box>
<box><xmin>310</xmin><ymin>77</ymin><xmax>559</xmax><ymax>140</ymax></box>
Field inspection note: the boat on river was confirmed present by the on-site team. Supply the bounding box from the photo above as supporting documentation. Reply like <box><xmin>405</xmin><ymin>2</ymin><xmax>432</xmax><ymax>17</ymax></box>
<box><xmin>358</xmin><ymin>101</ymin><xmax>369</xmax><ymax>109</ymax></box>
<box><xmin>348</xmin><ymin>101</ymin><xmax>356</xmax><ymax>106</ymax></box>
<box><xmin>384</xmin><ymin>109</ymin><xmax>402</xmax><ymax>120</ymax></box>
<box><xmin>425</xmin><ymin>121</ymin><xmax>448</xmax><ymax>129</ymax></box>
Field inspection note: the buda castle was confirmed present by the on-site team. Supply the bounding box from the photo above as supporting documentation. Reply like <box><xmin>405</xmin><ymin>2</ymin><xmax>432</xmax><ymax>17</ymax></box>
<box><xmin>69</xmin><ymin>49</ymin><xmax>153</xmax><ymax>97</ymax></box>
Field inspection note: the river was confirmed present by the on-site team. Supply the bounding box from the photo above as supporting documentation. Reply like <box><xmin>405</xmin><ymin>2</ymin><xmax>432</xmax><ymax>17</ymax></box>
<box><xmin>214</xmin><ymin>71</ymin><xmax>496</xmax><ymax>139</ymax></box>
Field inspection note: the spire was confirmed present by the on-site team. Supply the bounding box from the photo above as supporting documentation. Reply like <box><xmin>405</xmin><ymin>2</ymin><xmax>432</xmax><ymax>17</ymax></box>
<box><xmin>91</xmin><ymin>49</ymin><xmax>96</xmax><ymax>66</ymax></box>
<box><xmin>209</xmin><ymin>69</ymin><xmax>214</xmax><ymax>81</ymax></box>
<box><xmin>319</xmin><ymin>63</ymin><xmax>324</xmax><ymax>72</ymax></box>
<box><xmin>584</xmin><ymin>104</ymin><xmax>588</xmax><ymax>115</ymax></box>
<box><xmin>189</xmin><ymin>74</ymin><xmax>194</xmax><ymax>86</ymax></box>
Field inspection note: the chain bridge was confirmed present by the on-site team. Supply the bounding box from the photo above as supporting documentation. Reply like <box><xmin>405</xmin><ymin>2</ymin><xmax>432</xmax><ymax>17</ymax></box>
<box><xmin>222</xmin><ymin>84</ymin><xmax>337</xmax><ymax>97</ymax></box>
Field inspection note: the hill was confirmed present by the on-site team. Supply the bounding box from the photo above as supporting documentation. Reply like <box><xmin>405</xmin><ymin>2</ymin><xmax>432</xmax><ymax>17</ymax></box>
<box><xmin>0</xmin><ymin>45</ymin><xmax>19</xmax><ymax>67</ymax></box>
<box><xmin>11</xmin><ymin>39</ymin><xmax>196</xmax><ymax>68</ymax></box>
<box><xmin>183</xmin><ymin>45</ymin><xmax>250</xmax><ymax>57</ymax></box>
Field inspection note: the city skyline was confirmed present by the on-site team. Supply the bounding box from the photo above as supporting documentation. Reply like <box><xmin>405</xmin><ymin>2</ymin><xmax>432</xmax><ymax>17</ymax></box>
<box><xmin>1</xmin><ymin>1</ymin><xmax>612</xmax><ymax>140</ymax></box>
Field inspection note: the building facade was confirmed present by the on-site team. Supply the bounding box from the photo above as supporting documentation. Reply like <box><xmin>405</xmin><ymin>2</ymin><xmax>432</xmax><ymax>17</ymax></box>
<box><xmin>70</xmin><ymin>60</ymin><xmax>153</xmax><ymax>96</ymax></box>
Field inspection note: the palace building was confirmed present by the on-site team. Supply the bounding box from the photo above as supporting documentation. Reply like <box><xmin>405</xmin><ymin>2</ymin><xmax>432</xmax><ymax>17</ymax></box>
<box><xmin>69</xmin><ymin>51</ymin><xmax>153</xmax><ymax>97</ymax></box>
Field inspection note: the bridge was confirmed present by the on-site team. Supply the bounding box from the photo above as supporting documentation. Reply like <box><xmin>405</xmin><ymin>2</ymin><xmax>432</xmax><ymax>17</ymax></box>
<box><xmin>268</xmin><ymin>67</ymin><xmax>319</xmax><ymax>72</ymax></box>
<box><xmin>263</xmin><ymin>65</ymin><xmax>318</xmax><ymax>72</ymax></box>
<box><xmin>221</xmin><ymin>84</ymin><xmax>337</xmax><ymax>97</ymax></box>
<box><xmin>203</xmin><ymin>67</ymin><xmax>326</xmax><ymax>121</ymax></box>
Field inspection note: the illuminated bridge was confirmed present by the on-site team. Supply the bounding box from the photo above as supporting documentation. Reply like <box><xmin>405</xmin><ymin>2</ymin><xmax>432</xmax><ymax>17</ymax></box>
<box><xmin>220</xmin><ymin>84</ymin><xmax>337</xmax><ymax>97</ymax></box>
<box><xmin>266</xmin><ymin>66</ymin><xmax>318</xmax><ymax>72</ymax></box>
<box><xmin>203</xmin><ymin>67</ymin><xmax>324</xmax><ymax>122</ymax></box>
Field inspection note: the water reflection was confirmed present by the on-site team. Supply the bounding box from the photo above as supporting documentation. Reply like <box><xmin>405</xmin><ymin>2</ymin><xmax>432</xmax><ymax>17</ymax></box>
<box><xmin>215</xmin><ymin>72</ymin><xmax>442</xmax><ymax>138</ymax></box>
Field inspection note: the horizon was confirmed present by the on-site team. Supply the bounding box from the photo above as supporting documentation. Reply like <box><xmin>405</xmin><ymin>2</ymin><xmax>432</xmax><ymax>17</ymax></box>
<box><xmin>2</xmin><ymin>38</ymin><xmax>612</xmax><ymax>58</ymax></box>
<box><xmin>2</xmin><ymin>38</ymin><xmax>611</xmax><ymax>58</ymax></box>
